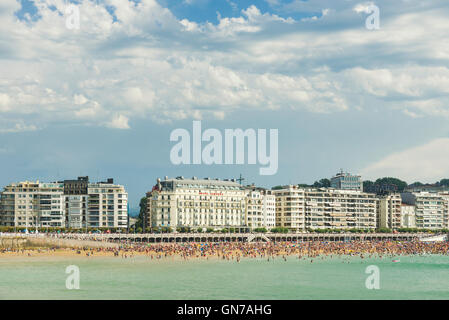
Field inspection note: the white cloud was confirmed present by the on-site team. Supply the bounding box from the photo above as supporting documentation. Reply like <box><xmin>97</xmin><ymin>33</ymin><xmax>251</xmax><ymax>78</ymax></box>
<box><xmin>74</xmin><ymin>101</ymin><xmax>103</xmax><ymax>119</ymax></box>
<box><xmin>0</xmin><ymin>93</ymin><xmax>11</xmax><ymax>111</ymax></box>
<box><xmin>107</xmin><ymin>114</ymin><xmax>130</xmax><ymax>130</ymax></box>
<box><xmin>353</xmin><ymin>2</ymin><xmax>377</xmax><ymax>14</ymax></box>
<box><xmin>74</xmin><ymin>94</ymin><xmax>88</xmax><ymax>105</ymax></box>
<box><xmin>0</xmin><ymin>0</ymin><xmax>448</xmax><ymax>132</ymax></box>
<box><xmin>0</xmin><ymin>121</ymin><xmax>38</xmax><ymax>133</ymax></box>
<box><xmin>361</xmin><ymin>138</ymin><xmax>449</xmax><ymax>183</ymax></box>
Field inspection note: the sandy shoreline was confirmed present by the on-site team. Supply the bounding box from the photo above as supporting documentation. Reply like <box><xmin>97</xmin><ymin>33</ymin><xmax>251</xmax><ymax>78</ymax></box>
<box><xmin>0</xmin><ymin>248</ymin><xmax>166</xmax><ymax>259</ymax></box>
<box><xmin>2</xmin><ymin>237</ymin><xmax>448</xmax><ymax>262</ymax></box>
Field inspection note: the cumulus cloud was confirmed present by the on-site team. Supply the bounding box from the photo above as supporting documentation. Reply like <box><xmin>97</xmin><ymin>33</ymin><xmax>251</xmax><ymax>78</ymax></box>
<box><xmin>361</xmin><ymin>138</ymin><xmax>449</xmax><ymax>183</ymax></box>
<box><xmin>353</xmin><ymin>2</ymin><xmax>377</xmax><ymax>14</ymax></box>
<box><xmin>0</xmin><ymin>0</ymin><xmax>448</xmax><ymax>132</ymax></box>
<box><xmin>107</xmin><ymin>114</ymin><xmax>130</xmax><ymax>129</ymax></box>
<box><xmin>0</xmin><ymin>93</ymin><xmax>11</xmax><ymax>112</ymax></box>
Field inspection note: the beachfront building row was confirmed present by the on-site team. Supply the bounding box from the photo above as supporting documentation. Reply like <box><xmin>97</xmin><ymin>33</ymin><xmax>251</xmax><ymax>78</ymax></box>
<box><xmin>145</xmin><ymin>177</ymin><xmax>277</xmax><ymax>231</ymax></box>
<box><xmin>144</xmin><ymin>177</ymin><xmax>449</xmax><ymax>232</ymax></box>
<box><xmin>144</xmin><ymin>177</ymin><xmax>377</xmax><ymax>232</ymax></box>
<box><xmin>0</xmin><ymin>177</ymin><xmax>128</xmax><ymax>229</ymax></box>
<box><xmin>3</xmin><ymin>175</ymin><xmax>449</xmax><ymax>232</ymax></box>
<box><xmin>371</xmin><ymin>191</ymin><xmax>449</xmax><ymax>230</ymax></box>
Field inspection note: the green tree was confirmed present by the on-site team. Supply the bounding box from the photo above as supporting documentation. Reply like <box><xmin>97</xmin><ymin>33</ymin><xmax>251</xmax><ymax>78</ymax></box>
<box><xmin>313</xmin><ymin>179</ymin><xmax>331</xmax><ymax>188</ymax></box>
<box><xmin>375</xmin><ymin>177</ymin><xmax>408</xmax><ymax>192</ymax></box>
<box><xmin>135</xmin><ymin>197</ymin><xmax>147</xmax><ymax>233</ymax></box>
<box><xmin>271</xmin><ymin>227</ymin><xmax>289</xmax><ymax>233</ymax></box>
<box><xmin>363</xmin><ymin>180</ymin><xmax>374</xmax><ymax>191</ymax></box>
<box><xmin>409</xmin><ymin>181</ymin><xmax>424</xmax><ymax>187</ymax></box>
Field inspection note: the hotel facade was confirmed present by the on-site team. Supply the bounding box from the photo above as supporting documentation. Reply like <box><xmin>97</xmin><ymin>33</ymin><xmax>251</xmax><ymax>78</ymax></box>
<box><xmin>145</xmin><ymin>177</ymin><xmax>247</xmax><ymax>231</ymax></box>
<box><xmin>0</xmin><ymin>177</ymin><xmax>128</xmax><ymax>229</ymax></box>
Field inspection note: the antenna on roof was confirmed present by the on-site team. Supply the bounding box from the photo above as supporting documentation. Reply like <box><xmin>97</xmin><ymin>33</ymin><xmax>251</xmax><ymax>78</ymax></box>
<box><xmin>237</xmin><ymin>174</ymin><xmax>245</xmax><ymax>185</ymax></box>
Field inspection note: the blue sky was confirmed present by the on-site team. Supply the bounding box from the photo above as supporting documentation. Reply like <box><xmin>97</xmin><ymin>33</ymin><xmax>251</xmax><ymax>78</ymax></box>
<box><xmin>1</xmin><ymin>0</ymin><xmax>449</xmax><ymax>210</ymax></box>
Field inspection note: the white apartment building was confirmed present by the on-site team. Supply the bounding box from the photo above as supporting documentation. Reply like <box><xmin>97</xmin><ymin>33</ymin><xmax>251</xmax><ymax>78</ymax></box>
<box><xmin>0</xmin><ymin>177</ymin><xmax>128</xmax><ymax>229</ymax></box>
<box><xmin>401</xmin><ymin>192</ymin><xmax>448</xmax><ymax>229</ymax></box>
<box><xmin>378</xmin><ymin>194</ymin><xmax>402</xmax><ymax>229</ymax></box>
<box><xmin>401</xmin><ymin>204</ymin><xmax>416</xmax><ymax>228</ymax></box>
<box><xmin>146</xmin><ymin>177</ymin><xmax>247</xmax><ymax>230</ymax></box>
<box><xmin>304</xmin><ymin>188</ymin><xmax>377</xmax><ymax>230</ymax></box>
<box><xmin>274</xmin><ymin>186</ymin><xmax>377</xmax><ymax>232</ymax></box>
<box><xmin>246</xmin><ymin>188</ymin><xmax>276</xmax><ymax>231</ymax></box>
<box><xmin>37</xmin><ymin>183</ymin><xmax>65</xmax><ymax>227</ymax></box>
<box><xmin>65</xmin><ymin>195</ymin><xmax>87</xmax><ymax>229</ymax></box>
<box><xmin>273</xmin><ymin>186</ymin><xmax>306</xmax><ymax>232</ymax></box>
<box><xmin>87</xmin><ymin>182</ymin><xmax>128</xmax><ymax>229</ymax></box>
<box><xmin>0</xmin><ymin>181</ymin><xmax>65</xmax><ymax>228</ymax></box>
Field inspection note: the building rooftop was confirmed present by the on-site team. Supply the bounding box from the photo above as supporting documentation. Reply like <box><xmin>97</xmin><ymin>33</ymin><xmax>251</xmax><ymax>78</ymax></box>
<box><xmin>156</xmin><ymin>177</ymin><xmax>244</xmax><ymax>191</ymax></box>
<box><xmin>331</xmin><ymin>169</ymin><xmax>361</xmax><ymax>179</ymax></box>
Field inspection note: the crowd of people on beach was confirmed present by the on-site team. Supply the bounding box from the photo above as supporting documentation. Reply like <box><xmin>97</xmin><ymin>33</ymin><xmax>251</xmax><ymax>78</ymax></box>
<box><xmin>2</xmin><ymin>240</ymin><xmax>448</xmax><ymax>261</ymax></box>
<box><xmin>115</xmin><ymin>240</ymin><xmax>449</xmax><ymax>261</ymax></box>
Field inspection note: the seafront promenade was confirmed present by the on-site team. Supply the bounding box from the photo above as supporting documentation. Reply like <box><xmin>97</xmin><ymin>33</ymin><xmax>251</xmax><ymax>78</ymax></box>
<box><xmin>0</xmin><ymin>232</ymin><xmax>430</xmax><ymax>243</ymax></box>
<box><xmin>2</xmin><ymin>232</ymin><xmax>446</xmax><ymax>247</ymax></box>
<box><xmin>62</xmin><ymin>232</ymin><xmax>427</xmax><ymax>243</ymax></box>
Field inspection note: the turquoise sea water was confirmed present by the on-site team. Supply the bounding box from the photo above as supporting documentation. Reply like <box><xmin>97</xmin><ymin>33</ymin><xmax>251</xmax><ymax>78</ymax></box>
<box><xmin>1</xmin><ymin>255</ymin><xmax>449</xmax><ymax>299</ymax></box>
